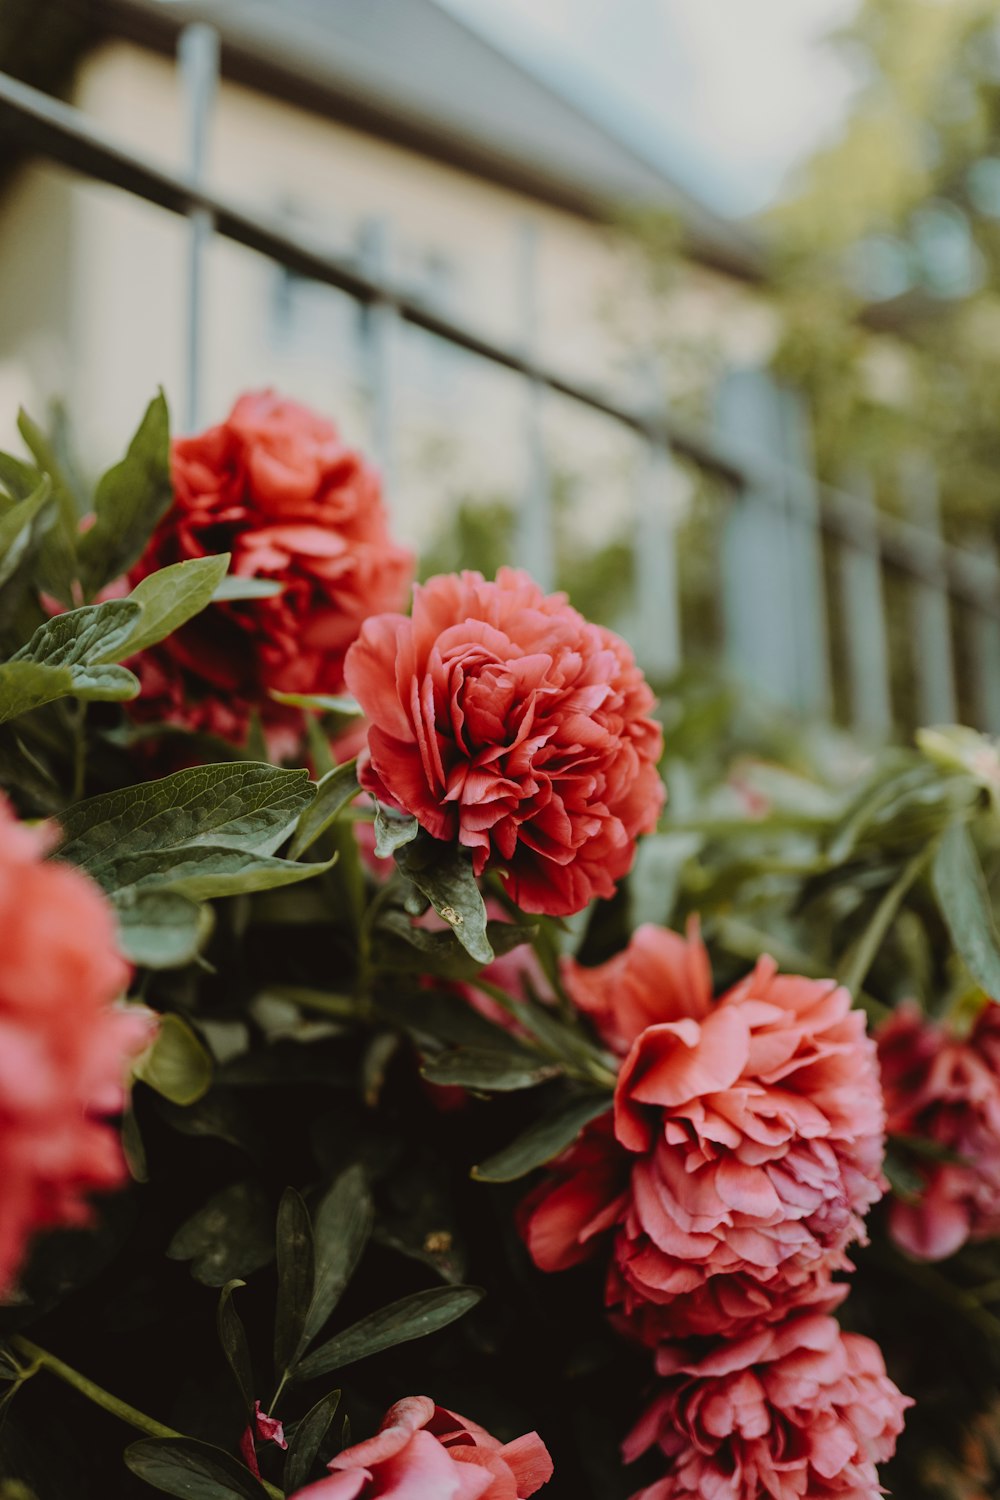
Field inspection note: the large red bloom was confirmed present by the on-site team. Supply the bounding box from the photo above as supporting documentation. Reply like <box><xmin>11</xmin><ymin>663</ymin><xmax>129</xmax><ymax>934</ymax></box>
<box><xmin>877</xmin><ymin>999</ymin><xmax>1000</xmax><ymax>1260</ymax></box>
<box><xmin>0</xmin><ymin>798</ymin><xmax>152</xmax><ymax>1293</ymax></box>
<box><xmin>521</xmin><ymin>925</ymin><xmax>886</xmax><ymax>1346</ymax></box>
<box><xmin>624</xmin><ymin>1313</ymin><xmax>910</xmax><ymax>1499</ymax></box>
<box><xmin>129</xmin><ymin>391</ymin><xmax>413</xmax><ymax>750</ymax></box>
<box><xmin>344</xmin><ymin>568</ymin><xmax>664</xmax><ymax>916</ymax></box>
<box><xmin>289</xmin><ymin>1395</ymin><xmax>553</xmax><ymax>1499</ymax></box>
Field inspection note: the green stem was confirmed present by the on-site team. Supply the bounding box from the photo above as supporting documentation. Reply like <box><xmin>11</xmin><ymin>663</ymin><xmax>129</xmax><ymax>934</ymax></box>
<box><xmin>71</xmin><ymin>700</ymin><xmax>87</xmax><ymax>801</ymax></box>
<box><xmin>9</xmin><ymin>1336</ymin><xmax>285</xmax><ymax>1500</ymax></box>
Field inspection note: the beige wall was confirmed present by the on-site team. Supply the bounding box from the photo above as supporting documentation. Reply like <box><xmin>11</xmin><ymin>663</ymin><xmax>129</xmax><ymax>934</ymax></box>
<box><xmin>0</xmin><ymin>39</ymin><xmax>774</xmax><ymax>572</ymax></box>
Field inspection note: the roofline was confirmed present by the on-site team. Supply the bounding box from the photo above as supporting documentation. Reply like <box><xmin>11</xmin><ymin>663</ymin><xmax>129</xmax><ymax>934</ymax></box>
<box><xmin>80</xmin><ymin>0</ymin><xmax>765</xmax><ymax>283</ymax></box>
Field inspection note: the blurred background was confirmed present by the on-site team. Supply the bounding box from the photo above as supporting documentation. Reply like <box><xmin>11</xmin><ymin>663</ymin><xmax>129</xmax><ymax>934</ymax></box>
<box><xmin>2</xmin><ymin>0</ymin><xmax>1000</xmax><ymax>739</ymax></box>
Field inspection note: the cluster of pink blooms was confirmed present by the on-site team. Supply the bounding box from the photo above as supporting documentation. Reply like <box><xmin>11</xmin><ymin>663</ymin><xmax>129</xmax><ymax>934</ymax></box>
<box><xmin>0</xmin><ymin>796</ymin><xmax>152</xmax><ymax>1295</ymax></box>
<box><xmin>876</xmin><ymin>998</ymin><xmax>1000</xmax><ymax>1261</ymax></box>
<box><xmin>520</xmin><ymin>922</ymin><xmax>912</xmax><ymax>1497</ymax></box>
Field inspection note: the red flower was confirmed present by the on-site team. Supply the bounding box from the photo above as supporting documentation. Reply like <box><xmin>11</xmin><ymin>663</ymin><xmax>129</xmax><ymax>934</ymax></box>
<box><xmin>877</xmin><ymin>999</ymin><xmax>1000</xmax><ymax>1260</ymax></box>
<box><xmin>624</xmin><ymin>1313</ymin><xmax>910</xmax><ymax>1500</ymax></box>
<box><xmin>240</xmin><ymin>1401</ymin><xmax>288</xmax><ymax>1477</ymax></box>
<box><xmin>521</xmin><ymin>926</ymin><xmax>886</xmax><ymax>1346</ymax></box>
<box><xmin>344</xmin><ymin>568</ymin><xmax>664</xmax><ymax>917</ymax></box>
<box><xmin>129</xmin><ymin>391</ymin><xmax>413</xmax><ymax>752</ymax></box>
<box><xmin>289</xmin><ymin>1395</ymin><xmax>553</xmax><ymax>1499</ymax></box>
<box><xmin>0</xmin><ymin>798</ymin><xmax>152</xmax><ymax>1293</ymax></box>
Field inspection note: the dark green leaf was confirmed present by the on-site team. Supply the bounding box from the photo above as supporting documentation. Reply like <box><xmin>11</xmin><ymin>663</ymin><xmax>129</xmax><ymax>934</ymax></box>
<box><xmin>376</xmin><ymin>985</ymin><xmax>533</xmax><ymax>1054</ymax></box>
<box><xmin>373</xmin><ymin>804</ymin><xmax>420</xmax><ymax>857</ymax></box>
<box><xmin>112</xmin><ymin>845</ymin><xmax>336</xmax><ymax>902</ymax></box>
<box><xmin>394</xmin><ymin>835</ymin><xmax>492</xmax><ymax>964</ymax></box>
<box><xmin>123</xmin><ymin>1437</ymin><xmax>271</xmax><ymax>1499</ymax></box>
<box><xmin>77</xmin><ymin>393</ymin><xmax>172</xmax><ymax>594</ymax></box>
<box><xmin>274</xmin><ymin>1188</ymin><xmax>314</xmax><ymax>1377</ymax></box>
<box><xmin>303</xmin><ymin>1167</ymin><xmax>373</xmax><ymax>1347</ymax></box>
<box><xmin>376</xmin><ymin>911</ymin><xmax>537</xmax><ymax>981</ymax></box>
<box><xmin>421</xmin><ymin>1048</ymin><xmax>560</xmax><ymax>1092</ymax></box>
<box><xmin>836</xmin><ymin>848</ymin><xmax>930</xmax><ymax>995</ymax></box>
<box><xmin>289</xmin><ymin>761</ymin><xmax>360</xmax><ymax>859</ymax></box>
<box><xmin>167</xmin><ymin>1181</ymin><xmax>275</xmax><ymax>1287</ymax></box>
<box><xmin>217</xmin><ymin>1281</ymin><xmax>254</xmax><ymax>1414</ymax></box>
<box><xmin>12</xmin><ymin>598</ymin><xmax>141</xmax><ymax>666</ymax></box>
<box><xmin>283</xmin><ymin>1389</ymin><xmax>341</xmax><ymax>1494</ymax></box>
<box><xmin>114</xmin><ymin>887</ymin><xmax>209</xmax><ymax>968</ymax></box>
<box><xmin>933</xmin><ymin>822</ymin><xmax>1000</xmax><ymax>997</ymax></box>
<box><xmin>57</xmin><ymin>763</ymin><xmax>315</xmax><ymax>880</ymax></box>
<box><xmin>121</xmin><ymin>554</ymin><xmax>231</xmax><ymax>657</ymax></box>
<box><xmin>472</xmin><ymin>1091</ymin><xmax>612</xmax><ymax>1181</ymax></box>
<box><xmin>293</xmin><ymin>1285</ymin><xmax>483</xmax><ymax>1383</ymax></box>
<box><xmin>0</xmin><ymin>477</ymin><xmax>53</xmax><ymax>593</ymax></box>
<box><xmin>134</xmin><ymin>1014</ymin><xmax>212</xmax><ymax>1105</ymax></box>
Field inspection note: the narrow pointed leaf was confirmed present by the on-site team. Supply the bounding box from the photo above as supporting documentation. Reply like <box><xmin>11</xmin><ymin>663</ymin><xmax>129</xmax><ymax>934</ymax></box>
<box><xmin>472</xmin><ymin>1092</ymin><xmax>613</xmax><ymax>1182</ymax></box>
<box><xmin>213</xmin><ymin>575</ymin><xmax>284</xmax><ymax>601</ymax></box>
<box><xmin>282</xmin><ymin>1389</ymin><xmax>341</xmax><ymax>1494</ymax></box>
<box><xmin>121</xmin><ymin>553</ymin><xmax>231</xmax><ymax>657</ymax></box>
<box><xmin>421</xmin><ymin>1049</ymin><xmax>559</xmax><ymax>1092</ymax></box>
<box><xmin>123</xmin><ymin>1437</ymin><xmax>271</xmax><ymax>1499</ymax></box>
<box><xmin>933</xmin><ymin>822</ymin><xmax>1000</xmax><ymax>997</ymax></box>
<box><xmin>77</xmin><ymin>392</ymin><xmax>172</xmax><ymax>593</ymax></box>
<box><xmin>290</xmin><ymin>760</ymin><xmax>360</xmax><ymax>859</ymax></box>
<box><xmin>293</xmin><ymin>1285</ymin><xmax>483</xmax><ymax>1383</ymax></box>
<box><xmin>217</xmin><ymin>1280</ymin><xmax>255</xmax><ymax>1414</ymax></box>
<box><xmin>274</xmin><ymin>1188</ymin><xmax>315</xmax><ymax>1376</ymax></box>
<box><xmin>167</xmin><ymin>1181</ymin><xmax>274</xmax><ymax>1288</ymax></box>
<box><xmin>394</xmin><ymin>835</ymin><xmax>492</xmax><ymax>964</ymax></box>
<box><xmin>303</xmin><ymin>1166</ymin><xmax>373</xmax><ymax>1346</ymax></box>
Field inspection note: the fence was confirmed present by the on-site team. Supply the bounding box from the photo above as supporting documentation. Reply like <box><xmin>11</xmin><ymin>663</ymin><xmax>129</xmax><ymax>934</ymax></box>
<box><xmin>1</xmin><ymin>22</ymin><xmax>999</xmax><ymax>739</ymax></box>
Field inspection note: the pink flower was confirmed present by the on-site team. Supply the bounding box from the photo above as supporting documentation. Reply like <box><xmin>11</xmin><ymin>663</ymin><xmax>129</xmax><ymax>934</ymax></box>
<box><xmin>624</xmin><ymin>1313</ymin><xmax>911</xmax><ymax>1499</ymax></box>
<box><xmin>128</xmin><ymin>390</ymin><xmax>414</xmax><ymax>751</ymax></box>
<box><xmin>877</xmin><ymin>1000</ymin><xmax>1000</xmax><ymax>1260</ymax></box>
<box><xmin>240</xmin><ymin>1401</ymin><xmax>288</xmax><ymax>1477</ymax></box>
<box><xmin>521</xmin><ymin>926</ymin><xmax>886</xmax><ymax>1346</ymax></box>
<box><xmin>344</xmin><ymin>568</ymin><xmax>664</xmax><ymax>917</ymax></box>
<box><xmin>289</xmin><ymin>1396</ymin><xmax>553</xmax><ymax>1499</ymax></box>
<box><xmin>0</xmin><ymin>798</ymin><xmax>152</xmax><ymax>1293</ymax></box>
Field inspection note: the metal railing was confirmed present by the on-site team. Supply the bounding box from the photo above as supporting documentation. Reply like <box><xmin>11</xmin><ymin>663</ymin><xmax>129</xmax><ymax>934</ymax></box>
<box><xmin>1</xmin><ymin>24</ymin><xmax>998</xmax><ymax>736</ymax></box>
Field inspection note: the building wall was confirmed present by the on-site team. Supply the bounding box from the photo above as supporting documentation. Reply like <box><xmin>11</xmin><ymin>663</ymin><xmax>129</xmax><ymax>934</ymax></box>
<box><xmin>0</xmin><ymin>38</ymin><xmax>774</xmax><ymax>572</ymax></box>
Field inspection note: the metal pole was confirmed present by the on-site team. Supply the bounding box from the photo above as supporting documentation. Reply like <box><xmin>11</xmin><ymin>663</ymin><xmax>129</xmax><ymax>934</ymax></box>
<box><xmin>900</xmin><ymin>453</ymin><xmax>956</xmax><ymax>725</ymax></box>
<box><xmin>837</xmin><ymin>468</ymin><xmax>892</xmax><ymax>740</ymax></box>
<box><xmin>515</xmin><ymin>220</ymin><xmax>554</xmax><ymax>591</ymax></box>
<box><xmin>359</xmin><ymin>218</ymin><xmax>396</xmax><ymax>496</ymax></box>
<box><xmin>178</xmin><ymin>23</ymin><xmax>219</xmax><ymax>433</ymax></box>
<box><xmin>969</xmin><ymin>534</ymin><xmax>1000</xmax><ymax>732</ymax></box>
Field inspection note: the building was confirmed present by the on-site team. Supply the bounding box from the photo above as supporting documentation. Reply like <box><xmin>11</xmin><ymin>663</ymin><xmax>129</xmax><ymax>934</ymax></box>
<box><xmin>0</xmin><ymin>0</ymin><xmax>770</xmax><ymax>564</ymax></box>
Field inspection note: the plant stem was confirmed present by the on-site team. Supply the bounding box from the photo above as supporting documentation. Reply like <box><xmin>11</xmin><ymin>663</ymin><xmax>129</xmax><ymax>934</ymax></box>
<box><xmin>71</xmin><ymin>700</ymin><xmax>87</xmax><ymax>801</ymax></box>
<box><xmin>10</xmin><ymin>1336</ymin><xmax>178</xmax><ymax>1439</ymax></box>
<box><xmin>9</xmin><ymin>1336</ymin><xmax>285</xmax><ymax>1500</ymax></box>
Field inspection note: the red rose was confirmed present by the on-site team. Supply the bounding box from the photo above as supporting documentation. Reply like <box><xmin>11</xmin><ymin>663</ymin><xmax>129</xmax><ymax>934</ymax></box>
<box><xmin>877</xmin><ymin>999</ymin><xmax>1000</xmax><ymax>1259</ymax></box>
<box><xmin>624</xmin><ymin>1313</ymin><xmax>910</xmax><ymax>1499</ymax></box>
<box><xmin>344</xmin><ymin>568</ymin><xmax>664</xmax><ymax>916</ymax></box>
<box><xmin>129</xmin><ymin>391</ymin><xmax>414</xmax><ymax>752</ymax></box>
<box><xmin>0</xmin><ymin>797</ymin><xmax>153</xmax><ymax>1293</ymax></box>
<box><xmin>289</xmin><ymin>1395</ymin><xmax>553</xmax><ymax>1499</ymax></box>
<box><xmin>521</xmin><ymin>925</ymin><xmax>887</xmax><ymax>1348</ymax></box>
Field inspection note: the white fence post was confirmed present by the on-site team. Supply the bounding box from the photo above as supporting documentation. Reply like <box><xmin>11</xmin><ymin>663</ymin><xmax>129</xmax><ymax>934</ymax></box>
<box><xmin>633</xmin><ymin>434</ymin><xmax>682</xmax><ymax>681</ymax></box>
<box><xmin>715</xmin><ymin>368</ymin><xmax>798</xmax><ymax>708</ymax></box>
<box><xmin>900</xmin><ymin>454</ymin><xmax>956</xmax><ymax>725</ymax></box>
<box><xmin>178</xmin><ymin>23</ymin><xmax>218</xmax><ymax>433</ymax></box>
<box><xmin>837</xmin><ymin>469</ymin><xmax>892</xmax><ymax>740</ymax></box>
<box><xmin>359</xmin><ymin>218</ymin><xmax>396</xmax><ymax>497</ymax></box>
<box><xmin>969</xmin><ymin>534</ymin><xmax>1000</xmax><ymax>733</ymax></box>
<box><xmin>779</xmin><ymin>387</ymin><xmax>831</xmax><ymax>718</ymax></box>
<box><xmin>515</xmin><ymin>220</ymin><xmax>554</xmax><ymax>591</ymax></box>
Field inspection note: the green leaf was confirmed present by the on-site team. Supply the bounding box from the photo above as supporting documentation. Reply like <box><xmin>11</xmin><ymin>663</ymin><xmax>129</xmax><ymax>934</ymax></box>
<box><xmin>472</xmin><ymin>1092</ymin><xmax>612</xmax><ymax>1181</ymax></box>
<box><xmin>77</xmin><ymin>392</ymin><xmax>173</xmax><ymax>594</ymax></box>
<box><xmin>0</xmin><ymin>600</ymin><xmax>143</xmax><ymax>718</ymax></box>
<box><xmin>134</xmin><ymin>1013</ymin><xmax>213</xmax><ymax>1105</ymax></box>
<box><xmin>373</xmin><ymin>803</ymin><xmax>420</xmax><ymax>857</ymax></box>
<box><xmin>303</xmin><ymin>1166</ymin><xmax>373</xmax><ymax>1347</ymax></box>
<box><xmin>394</xmin><ymin>834</ymin><xmax>493</xmax><ymax>964</ymax></box>
<box><xmin>13</xmin><ymin>597</ymin><xmax>141</xmax><ymax>665</ymax></box>
<box><xmin>933</xmin><ymin>822</ymin><xmax>1000</xmax><ymax>997</ymax></box>
<box><xmin>112</xmin><ymin>845</ymin><xmax>336</xmax><ymax>903</ymax></box>
<box><xmin>274</xmin><ymin>1188</ymin><xmax>315</xmax><ymax>1377</ymax></box>
<box><xmin>836</xmin><ymin>848</ymin><xmax>930</xmax><ymax>996</ymax></box>
<box><xmin>0</xmin><ymin>661</ymin><xmax>76</xmax><ymax>725</ymax></box>
<box><xmin>17</xmin><ymin>406</ymin><xmax>84</xmax><ymax>527</ymax></box>
<box><xmin>270</xmin><ymin>690</ymin><xmax>362</xmax><ymax>715</ymax></box>
<box><xmin>114</xmin><ymin>887</ymin><xmax>209</xmax><ymax>968</ymax></box>
<box><xmin>293</xmin><ymin>1285</ymin><xmax>483</xmax><ymax>1383</ymax></box>
<box><xmin>57</xmin><ymin>763</ymin><xmax>315</xmax><ymax>879</ymax></box>
<box><xmin>167</xmin><ymin>1181</ymin><xmax>275</xmax><ymax>1287</ymax></box>
<box><xmin>376</xmin><ymin>911</ymin><xmax>537</xmax><ymax>981</ymax></box>
<box><xmin>213</xmin><ymin>575</ymin><xmax>284</xmax><ymax>601</ymax></box>
<box><xmin>121</xmin><ymin>554</ymin><xmax>231</xmax><ymax>657</ymax></box>
<box><xmin>0</xmin><ymin>476</ymin><xmax>53</xmax><ymax>593</ymax></box>
<box><xmin>289</xmin><ymin>761</ymin><xmax>360</xmax><ymax>859</ymax></box>
<box><xmin>123</xmin><ymin>1437</ymin><xmax>271</xmax><ymax>1499</ymax></box>
<box><xmin>420</xmin><ymin>1048</ymin><xmax>560</xmax><ymax>1092</ymax></box>
<box><xmin>376</xmin><ymin>985</ymin><xmax>531</xmax><ymax>1054</ymax></box>
<box><xmin>217</xmin><ymin>1280</ymin><xmax>254</xmax><ymax>1414</ymax></box>
<box><xmin>283</xmin><ymin>1389</ymin><xmax>341</xmax><ymax>1495</ymax></box>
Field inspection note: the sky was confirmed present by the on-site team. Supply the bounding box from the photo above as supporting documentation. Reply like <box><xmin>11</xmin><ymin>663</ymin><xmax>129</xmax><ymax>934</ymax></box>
<box><xmin>439</xmin><ymin>0</ymin><xmax>862</xmax><ymax>218</ymax></box>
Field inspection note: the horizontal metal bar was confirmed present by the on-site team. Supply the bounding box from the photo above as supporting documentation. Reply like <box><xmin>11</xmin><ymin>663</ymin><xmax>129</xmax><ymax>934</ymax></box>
<box><xmin>2</xmin><ymin>67</ymin><xmax>1000</xmax><ymax>618</ymax></box>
